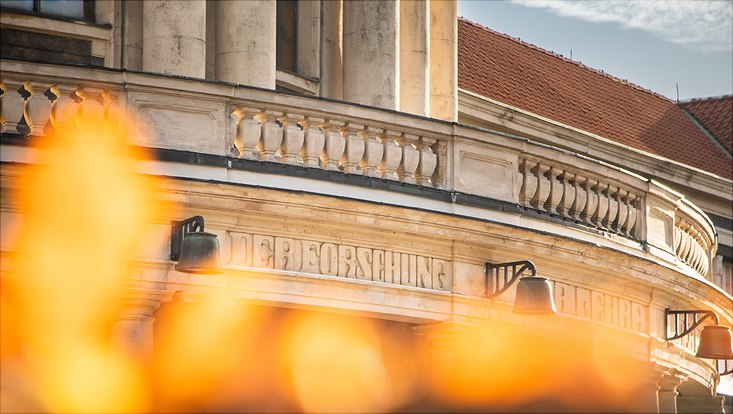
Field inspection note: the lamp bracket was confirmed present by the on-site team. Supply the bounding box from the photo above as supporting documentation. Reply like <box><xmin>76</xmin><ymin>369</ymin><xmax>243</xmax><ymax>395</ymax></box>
<box><xmin>170</xmin><ymin>215</ymin><xmax>206</xmax><ymax>261</ymax></box>
<box><xmin>664</xmin><ymin>308</ymin><xmax>719</xmax><ymax>341</ymax></box>
<box><xmin>718</xmin><ymin>359</ymin><xmax>733</xmax><ymax>376</ymax></box>
<box><xmin>485</xmin><ymin>260</ymin><xmax>537</xmax><ymax>298</ymax></box>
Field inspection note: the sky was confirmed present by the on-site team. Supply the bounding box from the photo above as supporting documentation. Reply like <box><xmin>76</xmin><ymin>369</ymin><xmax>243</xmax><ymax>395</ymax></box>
<box><xmin>458</xmin><ymin>0</ymin><xmax>733</xmax><ymax>101</ymax></box>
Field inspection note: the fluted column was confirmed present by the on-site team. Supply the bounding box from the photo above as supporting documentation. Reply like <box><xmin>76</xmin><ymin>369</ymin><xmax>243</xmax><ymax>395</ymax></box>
<box><xmin>400</xmin><ymin>0</ymin><xmax>429</xmax><ymax>116</ymax></box>
<box><xmin>215</xmin><ymin>0</ymin><xmax>276</xmax><ymax>88</ymax></box>
<box><xmin>429</xmin><ymin>0</ymin><xmax>457</xmax><ymax>121</ymax></box>
<box><xmin>343</xmin><ymin>0</ymin><xmax>399</xmax><ymax>110</ymax></box>
<box><xmin>143</xmin><ymin>0</ymin><xmax>206</xmax><ymax>78</ymax></box>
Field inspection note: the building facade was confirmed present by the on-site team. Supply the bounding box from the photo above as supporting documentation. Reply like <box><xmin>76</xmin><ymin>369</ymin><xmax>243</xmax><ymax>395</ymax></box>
<box><xmin>1</xmin><ymin>1</ymin><xmax>731</xmax><ymax>412</ymax></box>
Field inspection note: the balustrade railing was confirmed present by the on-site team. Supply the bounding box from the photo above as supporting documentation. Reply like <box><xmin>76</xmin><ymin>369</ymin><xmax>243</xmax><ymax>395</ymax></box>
<box><xmin>674</xmin><ymin>200</ymin><xmax>716</xmax><ymax>277</ymax></box>
<box><xmin>1</xmin><ymin>79</ymin><xmax>441</xmax><ymax>188</ymax></box>
<box><xmin>0</xmin><ymin>64</ymin><xmax>719</xmax><ymax>280</ymax></box>
<box><xmin>518</xmin><ymin>156</ymin><xmax>643</xmax><ymax>239</ymax></box>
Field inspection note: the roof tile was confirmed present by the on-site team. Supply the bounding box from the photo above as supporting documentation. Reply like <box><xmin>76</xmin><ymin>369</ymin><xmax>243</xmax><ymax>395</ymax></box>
<box><xmin>457</xmin><ymin>18</ymin><xmax>732</xmax><ymax>179</ymax></box>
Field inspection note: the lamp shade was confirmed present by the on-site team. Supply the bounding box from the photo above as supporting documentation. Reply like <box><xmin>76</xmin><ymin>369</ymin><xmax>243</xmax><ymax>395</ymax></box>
<box><xmin>175</xmin><ymin>231</ymin><xmax>222</xmax><ymax>274</ymax></box>
<box><xmin>695</xmin><ymin>325</ymin><xmax>733</xmax><ymax>359</ymax></box>
<box><xmin>512</xmin><ymin>276</ymin><xmax>557</xmax><ymax>315</ymax></box>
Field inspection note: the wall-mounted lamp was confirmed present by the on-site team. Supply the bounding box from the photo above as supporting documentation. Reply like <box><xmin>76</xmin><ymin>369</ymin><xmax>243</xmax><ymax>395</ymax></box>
<box><xmin>170</xmin><ymin>216</ymin><xmax>222</xmax><ymax>274</ymax></box>
<box><xmin>665</xmin><ymin>309</ymin><xmax>733</xmax><ymax>369</ymax></box>
<box><xmin>486</xmin><ymin>260</ymin><xmax>557</xmax><ymax>315</ymax></box>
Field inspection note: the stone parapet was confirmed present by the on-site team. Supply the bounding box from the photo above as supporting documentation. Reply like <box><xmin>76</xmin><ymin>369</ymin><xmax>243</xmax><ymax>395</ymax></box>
<box><xmin>0</xmin><ymin>61</ymin><xmax>721</xmax><ymax>283</ymax></box>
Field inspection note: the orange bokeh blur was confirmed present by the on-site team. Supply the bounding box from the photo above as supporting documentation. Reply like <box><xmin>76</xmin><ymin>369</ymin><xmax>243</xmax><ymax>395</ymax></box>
<box><xmin>1</xmin><ymin>106</ymin><xmax>163</xmax><ymax>412</ymax></box>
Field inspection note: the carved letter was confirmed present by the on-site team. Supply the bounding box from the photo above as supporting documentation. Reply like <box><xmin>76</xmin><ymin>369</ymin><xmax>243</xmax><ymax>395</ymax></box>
<box><xmin>402</xmin><ymin>254</ymin><xmax>417</xmax><ymax>287</ymax></box>
<box><xmin>229</xmin><ymin>232</ymin><xmax>253</xmax><ymax>266</ymax></box>
<box><xmin>604</xmin><ymin>294</ymin><xmax>618</xmax><ymax>326</ymax></box>
<box><xmin>432</xmin><ymin>259</ymin><xmax>450</xmax><ymax>291</ymax></box>
<box><xmin>417</xmin><ymin>256</ymin><xmax>432</xmax><ymax>289</ymax></box>
<box><xmin>301</xmin><ymin>240</ymin><xmax>320</xmax><ymax>274</ymax></box>
<box><xmin>253</xmin><ymin>235</ymin><xmax>275</xmax><ymax>268</ymax></box>
<box><xmin>356</xmin><ymin>247</ymin><xmax>373</xmax><ymax>280</ymax></box>
<box><xmin>553</xmin><ymin>282</ymin><xmax>576</xmax><ymax>314</ymax></box>
<box><xmin>372</xmin><ymin>250</ymin><xmax>385</xmax><ymax>282</ymax></box>
<box><xmin>618</xmin><ymin>299</ymin><xmax>631</xmax><ymax>330</ymax></box>
<box><xmin>319</xmin><ymin>243</ymin><xmax>338</xmax><ymax>276</ymax></box>
<box><xmin>385</xmin><ymin>251</ymin><xmax>401</xmax><ymax>284</ymax></box>
<box><xmin>576</xmin><ymin>288</ymin><xmax>591</xmax><ymax>318</ymax></box>
<box><xmin>591</xmin><ymin>291</ymin><xmax>605</xmax><ymax>321</ymax></box>
<box><xmin>338</xmin><ymin>245</ymin><xmax>357</xmax><ymax>278</ymax></box>
<box><xmin>275</xmin><ymin>237</ymin><xmax>302</xmax><ymax>271</ymax></box>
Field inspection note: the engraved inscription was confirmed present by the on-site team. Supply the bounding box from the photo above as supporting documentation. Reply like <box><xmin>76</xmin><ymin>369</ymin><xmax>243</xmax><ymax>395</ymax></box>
<box><xmin>227</xmin><ymin>231</ymin><xmax>452</xmax><ymax>291</ymax></box>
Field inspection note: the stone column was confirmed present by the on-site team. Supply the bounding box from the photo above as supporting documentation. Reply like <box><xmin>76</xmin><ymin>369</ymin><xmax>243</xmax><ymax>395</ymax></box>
<box><xmin>321</xmin><ymin>0</ymin><xmax>343</xmax><ymax>100</ymax></box>
<box><xmin>142</xmin><ymin>0</ymin><xmax>206</xmax><ymax>78</ymax></box>
<box><xmin>400</xmin><ymin>0</ymin><xmax>429</xmax><ymax>116</ymax></box>
<box><xmin>109</xmin><ymin>296</ymin><xmax>162</xmax><ymax>364</ymax></box>
<box><xmin>343</xmin><ymin>0</ymin><xmax>399</xmax><ymax>110</ymax></box>
<box><xmin>215</xmin><ymin>0</ymin><xmax>276</xmax><ymax>88</ymax></box>
<box><xmin>429</xmin><ymin>0</ymin><xmax>457</xmax><ymax>121</ymax></box>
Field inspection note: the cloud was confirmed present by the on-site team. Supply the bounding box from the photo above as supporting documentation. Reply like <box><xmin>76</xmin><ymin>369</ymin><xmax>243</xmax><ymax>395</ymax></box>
<box><xmin>511</xmin><ymin>0</ymin><xmax>733</xmax><ymax>52</ymax></box>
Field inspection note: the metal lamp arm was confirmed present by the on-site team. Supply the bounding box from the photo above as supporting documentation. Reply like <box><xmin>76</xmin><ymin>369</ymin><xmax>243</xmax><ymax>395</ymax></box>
<box><xmin>170</xmin><ymin>215</ymin><xmax>206</xmax><ymax>261</ymax></box>
<box><xmin>485</xmin><ymin>260</ymin><xmax>537</xmax><ymax>298</ymax></box>
<box><xmin>664</xmin><ymin>309</ymin><xmax>719</xmax><ymax>341</ymax></box>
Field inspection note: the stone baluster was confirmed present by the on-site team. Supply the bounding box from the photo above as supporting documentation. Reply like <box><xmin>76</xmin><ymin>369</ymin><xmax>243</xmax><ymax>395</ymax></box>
<box><xmin>580</xmin><ymin>177</ymin><xmax>598</xmax><ymax>226</ymax></box>
<box><xmin>341</xmin><ymin>122</ymin><xmax>365</xmax><ymax>174</ymax></box>
<box><xmin>22</xmin><ymin>82</ymin><xmax>53</xmax><ymax>137</ymax></box>
<box><xmin>15</xmin><ymin>82</ymin><xmax>34</xmax><ymax>136</ymax></box>
<box><xmin>613</xmin><ymin>189</ymin><xmax>628</xmax><ymax>234</ymax></box>
<box><xmin>568</xmin><ymin>175</ymin><xmax>586</xmax><ymax>223</ymax></box>
<box><xmin>75</xmin><ymin>87</ymin><xmax>105</xmax><ymax>121</ymax></box>
<box><xmin>431</xmin><ymin>140</ymin><xmax>448</xmax><ymax>189</ymax></box>
<box><xmin>231</xmin><ymin>107</ymin><xmax>263</xmax><ymax>160</ymax></box>
<box><xmin>258</xmin><ymin>110</ymin><xmax>283</xmax><ymax>162</ymax></box>
<box><xmin>300</xmin><ymin>116</ymin><xmax>325</xmax><ymax>168</ymax></box>
<box><xmin>518</xmin><ymin>159</ymin><xmax>531</xmax><ymax>208</ymax></box>
<box><xmin>320</xmin><ymin>119</ymin><xmax>345</xmax><ymax>171</ymax></box>
<box><xmin>592</xmin><ymin>182</ymin><xmax>610</xmax><ymax>228</ymax></box>
<box><xmin>279</xmin><ymin>113</ymin><xmax>305</xmax><ymax>165</ymax></box>
<box><xmin>100</xmin><ymin>89</ymin><xmax>119</xmax><ymax>126</ymax></box>
<box><xmin>556</xmin><ymin>170</ymin><xmax>575</xmax><ymax>220</ymax></box>
<box><xmin>380</xmin><ymin>130</ymin><xmax>403</xmax><ymax>181</ymax></box>
<box><xmin>543</xmin><ymin>166</ymin><xmax>561</xmax><ymax>216</ymax></box>
<box><xmin>622</xmin><ymin>193</ymin><xmax>637</xmax><ymax>237</ymax></box>
<box><xmin>602</xmin><ymin>185</ymin><xmax>620</xmax><ymax>231</ymax></box>
<box><xmin>359</xmin><ymin>126</ymin><xmax>384</xmax><ymax>178</ymax></box>
<box><xmin>530</xmin><ymin>162</ymin><xmax>550</xmax><ymax>212</ymax></box>
<box><xmin>398</xmin><ymin>133</ymin><xmax>420</xmax><ymax>184</ymax></box>
<box><xmin>46</xmin><ymin>84</ymin><xmax>81</xmax><ymax>135</ymax></box>
<box><xmin>415</xmin><ymin>137</ymin><xmax>437</xmax><ymax>186</ymax></box>
<box><xmin>1</xmin><ymin>81</ymin><xmax>24</xmax><ymax>135</ymax></box>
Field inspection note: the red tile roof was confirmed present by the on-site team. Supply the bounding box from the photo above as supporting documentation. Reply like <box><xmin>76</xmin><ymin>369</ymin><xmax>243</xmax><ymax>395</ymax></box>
<box><xmin>678</xmin><ymin>96</ymin><xmax>733</xmax><ymax>154</ymax></box>
<box><xmin>457</xmin><ymin>18</ymin><xmax>733</xmax><ymax>180</ymax></box>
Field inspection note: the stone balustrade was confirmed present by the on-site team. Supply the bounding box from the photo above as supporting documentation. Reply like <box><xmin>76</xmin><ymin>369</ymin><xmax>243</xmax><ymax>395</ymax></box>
<box><xmin>0</xmin><ymin>63</ymin><xmax>719</xmax><ymax>280</ymax></box>
<box><xmin>518</xmin><ymin>155</ymin><xmax>643</xmax><ymax>240</ymax></box>
<box><xmin>674</xmin><ymin>199</ymin><xmax>716</xmax><ymax>277</ymax></box>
